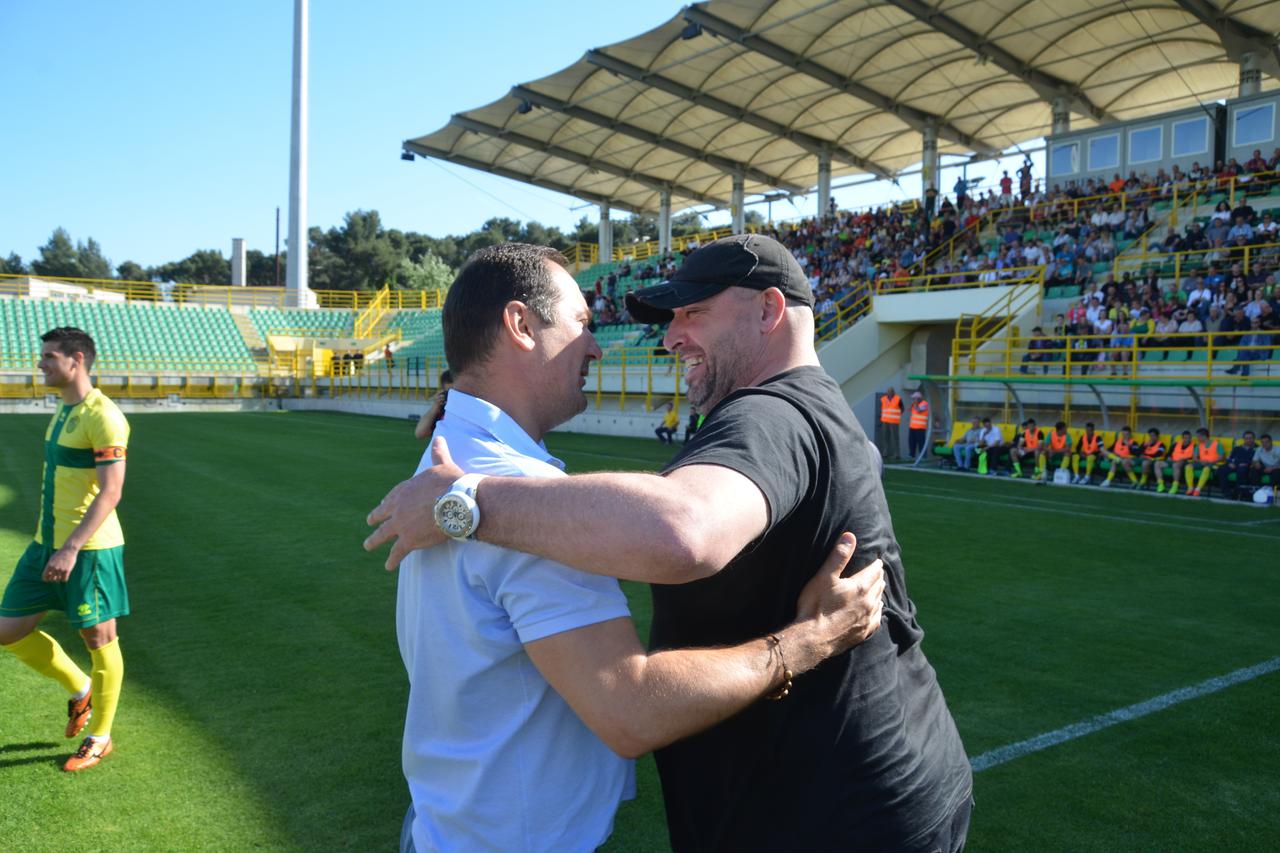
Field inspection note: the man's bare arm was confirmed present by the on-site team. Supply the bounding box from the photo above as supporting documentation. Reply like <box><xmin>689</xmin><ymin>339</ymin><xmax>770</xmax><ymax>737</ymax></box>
<box><xmin>366</xmin><ymin>437</ymin><xmax>768</xmax><ymax>583</ymax></box>
<box><xmin>526</xmin><ymin>535</ymin><xmax>884</xmax><ymax>758</ymax></box>
<box><xmin>43</xmin><ymin>461</ymin><xmax>125</xmax><ymax>583</ymax></box>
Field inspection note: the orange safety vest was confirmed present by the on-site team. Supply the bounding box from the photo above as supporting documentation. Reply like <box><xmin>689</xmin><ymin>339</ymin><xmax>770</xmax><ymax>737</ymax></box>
<box><xmin>1079</xmin><ymin>433</ymin><xmax>1101</xmax><ymax>454</ymax></box>
<box><xmin>1112</xmin><ymin>437</ymin><xmax>1134</xmax><ymax>457</ymax></box>
<box><xmin>1050</xmin><ymin>431</ymin><xmax>1069</xmax><ymax>452</ymax></box>
<box><xmin>1196</xmin><ymin>440</ymin><xmax>1221</xmax><ymax>463</ymax></box>
<box><xmin>880</xmin><ymin>394</ymin><xmax>902</xmax><ymax>425</ymax></box>
<box><xmin>1023</xmin><ymin>429</ymin><xmax>1042</xmax><ymax>450</ymax></box>
<box><xmin>1141</xmin><ymin>441</ymin><xmax>1165</xmax><ymax>458</ymax></box>
<box><xmin>1171</xmin><ymin>440</ymin><xmax>1195</xmax><ymax>461</ymax></box>
<box><xmin>909</xmin><ymin>400</ymin><xmax>929</xmax><ymax>430</ymax></box>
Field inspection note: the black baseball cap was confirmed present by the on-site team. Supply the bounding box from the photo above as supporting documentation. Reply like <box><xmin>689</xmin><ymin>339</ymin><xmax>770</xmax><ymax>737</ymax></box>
<box><xmin>624</xmin><ymin>234</ymin><xmax>814</xmax><ymax>325</ymax></box>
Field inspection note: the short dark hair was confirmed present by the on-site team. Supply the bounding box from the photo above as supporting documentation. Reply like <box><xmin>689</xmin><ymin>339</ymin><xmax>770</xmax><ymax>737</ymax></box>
<box><xmin>439</xmin><ymin>368</ymin><xmax>453</xmax><ymax>386</ymax></box>
<box><xmin>1261</xmin><ymin>433</ymin><xmax>1272</xmax><ymax>441</ymax></box>
<box><xmin>1055</xmin><ymin>421</ymin><xmax>1066</xmax><ymax>430</ymax></box>
<box><xmin>981</xmin><ymin>417</ymin><xmax>991</xmax><ymax>424</ymax></box>
<box><xmin>442</xmin><ymin>244</ymin><xmax>569</xmax><ymax>375</ymax></box>
<box><xmin>1243</xmin><ymin>430</ymin><xmax>1255</xmax><ymax>438</ymax></box>
<box><xmin>41</xmin><ymin>327</ymin><xmax>96</xmax><ymax>369</ymax></box>
<box><xmin>1085</xmin><ymin>422</ymin><xmax>1095</xmax><ymax>429</ymax></box>
<box><xmin>1196</xmin><ymin>427</ymin><xmax>1209</xmax><ymax>437</ymax></box>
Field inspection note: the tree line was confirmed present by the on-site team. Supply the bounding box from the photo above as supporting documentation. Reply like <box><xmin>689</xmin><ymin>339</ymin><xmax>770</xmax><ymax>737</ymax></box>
<box><xmin>1</xmin><ymin>207</ymin><xmax>734</xmax><ymax>292</ymax></box>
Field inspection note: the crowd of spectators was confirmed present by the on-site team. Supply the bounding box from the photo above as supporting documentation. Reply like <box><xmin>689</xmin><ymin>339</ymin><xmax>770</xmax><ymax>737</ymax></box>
<box><xmin>580</xmin><ymin>148</ymin><xmax>1279</xmax><ymax>339</ymax></box>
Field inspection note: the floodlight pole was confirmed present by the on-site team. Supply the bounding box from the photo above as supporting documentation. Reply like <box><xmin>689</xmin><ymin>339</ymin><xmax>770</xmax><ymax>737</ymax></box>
<box><xmin>286</xmin><ymin>0</ymin><xmax>310</xmax><ymax>307</ymax></box>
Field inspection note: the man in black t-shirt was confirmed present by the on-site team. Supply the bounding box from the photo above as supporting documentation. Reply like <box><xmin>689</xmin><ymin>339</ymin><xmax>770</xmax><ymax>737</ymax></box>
<box><xmin>367</xmin><ymin>234</ymin><xmax>973</xmax><ymax>851</ymax></box>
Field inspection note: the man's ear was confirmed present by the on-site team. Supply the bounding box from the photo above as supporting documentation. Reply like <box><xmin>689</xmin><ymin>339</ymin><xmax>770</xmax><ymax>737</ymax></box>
<box><xmin>759</xmin><ymin>287</ymin><xmax>787</xmax><ymax>332</ymax></box>
<box><xmin>501</xmin><ymin>300</ymin><xmax>538</xmax><ymax>353</ymax></box>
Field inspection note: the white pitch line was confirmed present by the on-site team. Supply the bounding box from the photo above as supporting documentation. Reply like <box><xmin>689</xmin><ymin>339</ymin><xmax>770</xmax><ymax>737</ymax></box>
<box><xmin>886</xmin><ymin>486</ymin><xmax>1280</xmax><ymax>541</ymax></box>
<box><xmin>971</xmin><ymin>657</ymin><xmax>1280</xmax><ymax>772</ymax></box>
<box><xmin>888</xmin><ymin>473</ymin><xmax>1269</xmax><ymax>527</ymax></box>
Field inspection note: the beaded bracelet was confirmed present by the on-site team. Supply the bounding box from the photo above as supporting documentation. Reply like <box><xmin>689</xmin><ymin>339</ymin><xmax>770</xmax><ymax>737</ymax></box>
<box><xmin>765</xmin><ymin>633</ymin><xmax>793</xmax><ymax>701</ymax></box>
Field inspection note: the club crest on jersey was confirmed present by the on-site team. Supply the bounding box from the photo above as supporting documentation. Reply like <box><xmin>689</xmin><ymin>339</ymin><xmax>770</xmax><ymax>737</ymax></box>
<box><xmin>65</xmin><ymin>416</ymin><xmax>79</xmax><ymax>434</ymax></box>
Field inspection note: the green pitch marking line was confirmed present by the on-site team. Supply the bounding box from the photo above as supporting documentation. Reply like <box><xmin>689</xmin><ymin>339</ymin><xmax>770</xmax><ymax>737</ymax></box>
<box><xmin>970</xmin><ymin>656</ymin><xmax>1280</xmax><ymax>772</ymax></box>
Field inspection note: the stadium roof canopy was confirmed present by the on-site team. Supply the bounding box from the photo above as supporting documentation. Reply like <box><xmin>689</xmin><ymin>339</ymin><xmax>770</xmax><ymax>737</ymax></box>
<box><xmin>404</xmin><ymin>0</ymin><xmax>1280</xmax><ymax>215</ymax></box>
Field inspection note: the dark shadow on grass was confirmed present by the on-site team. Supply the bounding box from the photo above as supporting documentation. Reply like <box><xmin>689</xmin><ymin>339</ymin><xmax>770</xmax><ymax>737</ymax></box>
<box><xmin>0</xmin><ymin>751</ymin><xmax>64</xmax><ymax>770</ymax></box>
<box><xmin>0</xmin><ymin>741</ymin><xmax>58</xmax><ymax>753</ymax></box>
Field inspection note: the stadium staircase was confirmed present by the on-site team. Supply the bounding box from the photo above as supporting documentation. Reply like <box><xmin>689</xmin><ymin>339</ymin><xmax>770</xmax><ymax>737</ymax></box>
<box><xmin>818</xmin><ymin>273</ymin><xmax>1045</xmax><ymax>406</ymax></box>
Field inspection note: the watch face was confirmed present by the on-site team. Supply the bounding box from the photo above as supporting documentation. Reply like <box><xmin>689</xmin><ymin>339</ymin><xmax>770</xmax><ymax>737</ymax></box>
<box><xmin>434</xmin><ymin>494</ymin><xmax>473</xmax><ymax>539</ymax></box>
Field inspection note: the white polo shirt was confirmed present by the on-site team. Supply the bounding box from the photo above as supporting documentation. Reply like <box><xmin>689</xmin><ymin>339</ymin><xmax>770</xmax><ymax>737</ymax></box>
<box><xmin>397</xmin><ymin>390</ymin><xmax>634</xmax><ymax>852</ymax></box>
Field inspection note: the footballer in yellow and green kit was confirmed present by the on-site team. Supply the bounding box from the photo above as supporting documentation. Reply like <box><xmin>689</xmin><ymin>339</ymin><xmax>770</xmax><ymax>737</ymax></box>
<box><xmin>2</xmin><ymin>387</ymin><xmax>131</xmax><ymax>624</ymax></box>
<box><xmin>1</xmin><ymin>327</ymin><xmax>130</xmax><ymax>772</ymax></box>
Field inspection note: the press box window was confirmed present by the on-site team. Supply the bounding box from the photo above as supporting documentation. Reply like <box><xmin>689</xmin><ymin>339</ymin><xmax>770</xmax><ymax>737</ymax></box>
<box><xmin>1128</xmin><ymin>126</ymin><xmax>1162</xmax><ymax>164</ymax></box>
<box><xmin>1088</xmin><ymin>134</ymin><xmax>1119</xmax><ymax>171</ymax></box>
<box><xmin>1233</xmin><ymin>103</ymin><xmax>1275</xmax><ymax>148</ymax></box>
<box><xmin>1171</xmin><ymin>117</ymin><xmax>1209</xmax><ymax>158</ymax></box>
<box><xmin>1050</xmin><ymin>142</ymin><xmax>1078</xmax><ymax>176</ymax></box>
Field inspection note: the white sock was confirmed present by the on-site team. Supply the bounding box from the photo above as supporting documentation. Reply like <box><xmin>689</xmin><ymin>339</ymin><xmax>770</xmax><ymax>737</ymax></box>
<box><xmin>87</xmin><ymin>733</ymin><xmax>110</xmax><ymax>745</ymax></box>
<box><xmin>73</xmin><ymin>681</ymin><xmax>91</xmax><ymax>701</ymax></box>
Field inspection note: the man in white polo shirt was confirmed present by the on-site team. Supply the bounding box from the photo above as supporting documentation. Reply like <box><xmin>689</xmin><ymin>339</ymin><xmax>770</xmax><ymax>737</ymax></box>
<box><xmin>394</xmin><ymin>244</ymin><xmax>885</xmax><ymax>852</ymax></box>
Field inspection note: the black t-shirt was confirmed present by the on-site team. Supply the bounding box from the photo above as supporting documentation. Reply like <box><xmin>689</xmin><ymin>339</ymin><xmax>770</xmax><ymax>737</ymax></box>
<box><xmin>652</xmin><ymin>366</ymin><xmax>971</xmax><ymax>852</ymax></box>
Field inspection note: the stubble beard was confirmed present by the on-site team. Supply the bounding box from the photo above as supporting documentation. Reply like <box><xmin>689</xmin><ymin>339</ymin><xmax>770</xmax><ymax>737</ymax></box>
<box><xmin>688</xmin><ymin>347</ymin><xmax>749</xmax><ymax>413</ymax></box>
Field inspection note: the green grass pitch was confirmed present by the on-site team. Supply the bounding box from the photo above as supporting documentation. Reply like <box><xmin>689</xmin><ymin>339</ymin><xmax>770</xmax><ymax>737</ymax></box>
<box><xmin>1</xmin><ymin>410</ymin><xmax>1278</xmax><ymax>850</ymax></box>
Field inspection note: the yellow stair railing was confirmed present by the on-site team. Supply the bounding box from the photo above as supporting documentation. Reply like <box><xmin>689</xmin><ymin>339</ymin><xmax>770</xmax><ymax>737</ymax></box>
<box><xmin>354</xmin><ymin>284</ymin><xmax>391</xmax><ymax>338</ymax></box>
<box><xmin>952</xmin><ymin>268</ymin><xmax>1045</xmax><ymax>371</ymax></box>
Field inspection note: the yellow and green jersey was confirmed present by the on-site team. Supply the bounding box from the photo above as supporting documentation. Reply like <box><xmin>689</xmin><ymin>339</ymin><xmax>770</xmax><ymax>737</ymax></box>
<box><xmin>36</xmin><ymin>387</ymin><xmax>129</xmax><ymax>550</ymax></box>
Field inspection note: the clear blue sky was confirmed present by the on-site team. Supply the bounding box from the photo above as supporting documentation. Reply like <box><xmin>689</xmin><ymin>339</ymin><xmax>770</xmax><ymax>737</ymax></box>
<box><xmin>0</xmin><ymin>1</ymin><xmax>1039</xmax><ymax>270</ymax></box>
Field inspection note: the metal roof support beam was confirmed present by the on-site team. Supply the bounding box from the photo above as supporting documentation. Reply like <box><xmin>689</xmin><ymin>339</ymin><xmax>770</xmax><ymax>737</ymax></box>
<box><xmin>731</xmin><ymin>171</ymin><xmax>745</xmax><ymax>234</ymax></box>
<box><xmin>880</xmin><ymin>0</ymin><xmax>1117</xmax><ymax>124</ymax></box>
<box><xmin>817</xmin><ymin>149</ymin><xmax>832</xmax><ymax>220</ymax></box>
<box><xmin>448</xmin><ymin>115</ymin><xmax>725</xmax><ymax>207</ymax></box>
<box><xmin>682</xmin><ymin>6</ymin><xmax>1001</xmax><ymax>157</ymax></box>
<box><xmin>658</xmin><ymin>189</ymin><xmax>672</xmax><ymax>255</ymax></box>
<box><xmin>599</xmin><ymin>203</ymin><xmax>613</xmax><ymax>262</ymax></box>
<box><xmin>510</xmin><ymin>85</ymin><xmax>805</xmax><ymax>193</ymax></box>
<box><xmin>402</xmin><ymin>141</ymin><xmax>646</xmax><ymax>215</ymax></box>
<box><xmin>584</xmin><ymin>49</ymin><xmax>894</xmax><ymax>179</ymax></box>
<box><xmin>1171</xmin><ymin>0</ymin><xmax>1280</xmax><ymax>81</ymax></box>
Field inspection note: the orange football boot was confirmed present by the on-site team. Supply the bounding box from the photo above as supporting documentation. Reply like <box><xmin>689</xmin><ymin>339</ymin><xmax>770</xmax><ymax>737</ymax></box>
<box><xmin>66</xmin><ymin>690</ymin><xmax>92</xmax><ymax>738</ymax></box>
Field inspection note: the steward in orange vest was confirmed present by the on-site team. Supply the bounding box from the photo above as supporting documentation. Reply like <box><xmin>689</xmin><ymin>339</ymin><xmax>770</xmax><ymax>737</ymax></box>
<box><xmin>880</xmin><ymin>391</ymin><xmax>902</xmax><ymax>425</ymax></box>
<box><xmin>875</xmin><ymin>387</ymin><xmax>903</xmax><ymax>460</ymax></box>
<box><xmin>906</xmin><ymin>391</ymin><xmax>929</xmax><ymax>459</ymax></box>
<box><xmin>908</xmin><ymin>396</ymin><xmax>929</xmax><ymax>430</ymax></box>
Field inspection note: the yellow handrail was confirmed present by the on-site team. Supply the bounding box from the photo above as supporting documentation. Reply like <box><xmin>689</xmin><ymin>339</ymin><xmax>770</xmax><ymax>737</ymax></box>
<box><xmin>952</xmin><ymin>328</ymin><xmax>1279</xmax><ymax>381</ymax></box>
<box><xmin>0</xmin><ymin>274</ymin><xmax>445</xmax><ymax>311</ymax></box>
<box><xmin>878</xmin><ymin>265</ymin><xmax>1046</xmax><ymax>295</ymax></box>
<box><xmin>354</xmin><ymin>284</ymin><xmax>391</xmax><ymax>338</ymax></box>
<box><xmin>1112</xmin><ymin>240</ymin><xmax>1280</xmax><ymax>280</ymax></box>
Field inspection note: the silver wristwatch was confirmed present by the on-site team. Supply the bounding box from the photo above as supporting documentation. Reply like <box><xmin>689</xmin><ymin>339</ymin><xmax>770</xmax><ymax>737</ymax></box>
<box><xmin>433</xmin><ymin>473</ymin><xmax>487</xmax><ymax>541</ymax></box>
